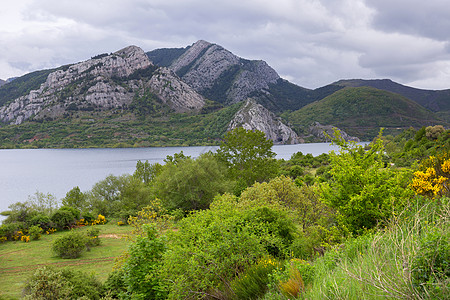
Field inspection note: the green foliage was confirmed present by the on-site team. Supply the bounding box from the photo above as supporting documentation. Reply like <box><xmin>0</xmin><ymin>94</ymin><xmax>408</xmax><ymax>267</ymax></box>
<box><xmin>62</xmin><ymin>186</ymin><xmax>87</xmax><ymax>211</ymax></box>
<box><xmin>28</xmin><ymin>225</ymin><xmax>43</xmax><ymax>240</ymax></box>
<box><xmin>52</xmin><ymin>230</ymin><xmax>88</xmax><ymax>259</ymax></box>
<box><xmin>30</xmin><ymin>214</ymin><xmax>53</xmax><ymax>231</ymax></box>
<box><xmin>412</xmin><ymin>227</ymin><xmax>450</xmax><ymax>297</ymax></box>
<box><xmin>153</xmin><ymin>153</ymin><xmax>232</xmax><ymax>213</ymax></box>
<box><xmin>216</xmin><ymin>127</ymin><xmax>278</xmax><ymax>195</ymax></box>
<box><xmin>286</xmin><ymin>86</ymin><xmax>443</xmax><ymax>140</ymax></box>
<box><xmin>161</xmin><ymin>193</ymin><xmax>297</xmax><ymax>298</ymax></box>
<box><xmin>230</xmin><ymin>258</ymin><xmax>280</xmax><ymax>300</ymax></box>
<box><xmin>120</xmin><ymin>224</ymin><xmax>167</xmax><ymax>299</ymax></box>
<box><xmin>0</xmin><ymin>222</ymin><xmax>24</xmax><ymax>241</ymax></box>
<box><xmin>103</xmin><ymin>270</ymin><xmax>127</xmax><ymax>299</ymax></box>
<box><xmin>85</xmin><ymin>227</ymin><xmax>101</xmax><ymax>248</ymax></box>
<box><xmin>133</xmin><ymin>160</ymin><xmax>162</xmax><ymax>184</ymax></box>
<box><xmin>51</xmin><ymin>209</ymin><xmax>77</xmax><ymax>230</ymax></box>
<box><xmin>322</xmin><ymin>131</ymin><xmax>413</xmax><ymax>234</ymax></box>
<box><xmin>23</xmin><ymin>266</ymin><xmax>72</xmax><ymax>300</ymax></box>
<box><xmin>23</xmin><ymin>266</ymin><xmax>104</xmax><ymax>300</ymax></box>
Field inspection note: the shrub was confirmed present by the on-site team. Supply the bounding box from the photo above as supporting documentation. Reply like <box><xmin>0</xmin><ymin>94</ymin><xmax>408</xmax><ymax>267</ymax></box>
<box><xmin>0</xmin><ymin>222</ymin><xmax>24</xmax><ymax>241</ymax></box>
<box><xmin>85</xmin><ymin>227</ymin><xmax>101</xmax><ymax>249</ymax></box>
<box><xmin>28</xmin><ymin>225</ymin><xmax>43</xmax><ymax>240</ymax></box>
<box><xmin>52</xmin><ymin>230</ymin><xmax>88</xmax><ymax>258</ymax></box>
<box><xmin>23</xmin><ymin>266</ymin><xmax>104</xmax><ymax>300</ymax></box>
<box><xmin>30</xmin><ymin>214</ymin><xmax>53</xmax><ymax>231</ymax></box>
<box><xmin>231</xmin><ymin>257</ymin><xmax>280</xmax><ymax>300</ymax></box>
<box><xmin>59</xmin><ymin>206</ymin><xmax>81</xmax><ymax>220</ymax></box>
<box><xmin>23</xmin><ymin>266</ymin><xmax>72</xmax><ymax>300</ymax></box>
<box><xmin>51</xmin><ymin>209</ymin><xmax>76</xmax><ymax>230</ymax></box>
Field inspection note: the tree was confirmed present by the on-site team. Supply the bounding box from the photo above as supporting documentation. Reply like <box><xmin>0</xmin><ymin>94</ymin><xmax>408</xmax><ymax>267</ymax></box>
<box><xmin>321</xmin><ymin>131</ymin><xmax>413</xmax><ymax>234</ymax></box>
<box><xmin>216</xmin><ymin>128</ymin><xmax>278</xmax><ymax>194</ymax></box>
<box><xmin>133</xmin><ymin>160</ymin><xmax>163</xmax><ymax>184</ymax></box>
<box><xmin>62</xmin><ymin>187</ymin><xmax>86</xmax><ymax>211</ymax></box>
<box><xmin>153</xmin><ymin>153</ymin><xmax>232</xmax><ymax>213</ymax></box>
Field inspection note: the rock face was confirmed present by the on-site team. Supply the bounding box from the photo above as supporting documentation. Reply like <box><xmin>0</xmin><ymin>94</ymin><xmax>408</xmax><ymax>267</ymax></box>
<box><xmin>0</xmin><ymin>46</ymin><xmax>205</xmax><ymax>124</ymax></box>
<box><xmin>148</xmin><ymin>68</ymin><xmax>205</xmax><ymax>112</ymax></box>
<box><xmin>309</xmin><ymin>122</ymin><xmax>360</xmax><ymax>142</ymax></box>
<box><xmin>169</xmin><ymin>40</ymin><xmax>280</xmax><ymax>104</ymax></box>
<box><xmin>228</xmin><ymin>99</ymin><xmax>300</xmax><ymax>145</ymax></box>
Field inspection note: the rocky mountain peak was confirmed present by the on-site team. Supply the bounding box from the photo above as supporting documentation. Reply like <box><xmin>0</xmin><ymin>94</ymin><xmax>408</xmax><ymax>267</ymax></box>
<box><xmin>228</xmin><ymin>99</ymin><xmax>300</xmax><ymax>145</ymax></box>
<box><xmin>0</xmin><ymin>45</ymin><xmax>206</xmax><ymax>125</ymax></box>
<box><xmin>168</xmin><ymin>40</ymin><xmax>280</xmax><ymax>105</ymax></box>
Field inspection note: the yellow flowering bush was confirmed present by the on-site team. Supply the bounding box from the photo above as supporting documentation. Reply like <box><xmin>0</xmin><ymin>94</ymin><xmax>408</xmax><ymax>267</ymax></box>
<box><xmin>21</xmin><ymin>235</ymin><xmax>30</xmax><ymax>243</ymax></box>
<box><xmin>411</xmin><ymin>153</ymin><xmax>450</xmax><ymax>197</ymax></box>
<box><xmin>46</xmin><ymin>228</ymin><xmax>57</xmax><ymax>235</ymax></box>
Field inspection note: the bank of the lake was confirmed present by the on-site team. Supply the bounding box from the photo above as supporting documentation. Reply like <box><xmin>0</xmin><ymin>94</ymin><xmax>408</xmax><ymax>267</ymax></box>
<box><xmin>0</xmin><ymin>143</ymin><xmax>348</xmax><ymax>221</ymax></box>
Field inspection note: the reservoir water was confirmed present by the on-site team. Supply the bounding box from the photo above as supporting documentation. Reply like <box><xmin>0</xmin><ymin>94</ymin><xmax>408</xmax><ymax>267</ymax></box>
<box><xmin>0</xmin><ymin>143</ymin><xmax>343</xmax><ymax>222</ymax></box>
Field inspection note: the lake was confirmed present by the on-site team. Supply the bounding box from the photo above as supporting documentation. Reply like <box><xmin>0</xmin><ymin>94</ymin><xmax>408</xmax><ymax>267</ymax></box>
<box><xmin>0</xmin><ymin>143</ymin><xmax>343</xmax><ymax>222</ymax></box>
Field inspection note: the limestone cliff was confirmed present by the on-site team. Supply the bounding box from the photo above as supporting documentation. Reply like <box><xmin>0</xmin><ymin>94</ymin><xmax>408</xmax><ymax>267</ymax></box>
<box><xmin>0</xmin><ymin>46</ymin><xmax>205</xmax><ymax>124</ymax></box>
<box><xmin>308</xmin><ymin>122</ymin><xmax>360</xmax><ymax>142</ymax></box>
<box><xmin>228</xmin><ymin>99</ymin><xmax>300</xmax><ymax>145</ymax></box>
<box><xmin>169</xmin><ymin>40</ymin><xmax>280</xmax><ymax>104</ymax></box>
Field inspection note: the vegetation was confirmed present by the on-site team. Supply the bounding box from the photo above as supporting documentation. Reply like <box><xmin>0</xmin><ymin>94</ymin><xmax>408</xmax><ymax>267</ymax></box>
<box><xmin>1</xmin><ymin>127</ymin><xmax>450</xmax><ymax>299</ymax></box>
<box><xmin>285</xmin><ymin>86</ymin><xmax>447</xmax><ymax>140</ymax></box>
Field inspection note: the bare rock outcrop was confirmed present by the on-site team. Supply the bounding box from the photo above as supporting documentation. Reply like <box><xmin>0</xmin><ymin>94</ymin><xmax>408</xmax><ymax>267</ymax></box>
<box><xmin>170</xmin><ymin>40</ymin><xmax>280</xmax><ymax>104</ymax></box>
<box><xmin>0</xmin><ymin>45</ymin><xmax>205</xmax><ymax>124</ymax></box>
<box><xmin>228</xmin><ymin>99</ymin><xmax>300</xmax><ymax>145</ymax></box>
<box><xmin>148</xmin><ymin>68</ymin><xmax>205</xmax><ymax>112</ymax></box>
<box><xmin>308</xmin><ymin>122</ymin><xmax>360</xmax><ymax>142</ymax></box>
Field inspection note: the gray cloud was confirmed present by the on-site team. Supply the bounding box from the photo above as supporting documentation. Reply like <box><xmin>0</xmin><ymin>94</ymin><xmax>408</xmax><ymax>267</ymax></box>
<box><xmin>0</xmin><ymin>0</ymin><xmax>449</xmax><ymax>90</ymax></box>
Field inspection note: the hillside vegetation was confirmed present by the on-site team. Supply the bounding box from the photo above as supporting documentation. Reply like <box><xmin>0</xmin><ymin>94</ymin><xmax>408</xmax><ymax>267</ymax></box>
<box><xmin>286</xmin><ymin>86</ymin><xmax>445</xmax><ymax>140</ymax></box>
<box><xmin>1</xmin><ymin>127</ymin><xmax>449</xmax><ymax>299</ymax></box>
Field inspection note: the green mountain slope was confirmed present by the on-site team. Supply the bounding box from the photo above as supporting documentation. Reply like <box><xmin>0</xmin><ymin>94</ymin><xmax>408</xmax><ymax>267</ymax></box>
<box><xmin>286</xmin><ymin>86</ymin><xmax>446</xmax><ymax>140</ymax></box>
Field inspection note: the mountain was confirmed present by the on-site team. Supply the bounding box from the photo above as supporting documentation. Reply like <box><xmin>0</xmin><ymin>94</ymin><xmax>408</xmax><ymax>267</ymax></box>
<box><xmin>285</xmin><ymin>86</ymin><xmax>446</xmax><ymax>140</ymax></box>
<box><xmin>333</xmin><ymin>79</ymin><xmax>450</xmax><ymax>113</ymax></box>
<box><xmin>0</xmin><ymin>40</ymin><xmax>449</xmax><ymax>148</ymax></box>
<box><xmin>0</xmin><ymin>79</ymin><xmax>6</xmax><ymax>87</ymax></box>
<box><xmin>0</xmin><ymin>46</ymin><xmax>206</xmax><ymax>125</ymax></box>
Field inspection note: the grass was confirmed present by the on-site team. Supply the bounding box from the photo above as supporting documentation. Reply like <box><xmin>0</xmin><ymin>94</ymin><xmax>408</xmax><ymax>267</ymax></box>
<box><xmin>0</xmin><ymin>223</ymin><xmax>132</xmax><ymax>299</ymax></box>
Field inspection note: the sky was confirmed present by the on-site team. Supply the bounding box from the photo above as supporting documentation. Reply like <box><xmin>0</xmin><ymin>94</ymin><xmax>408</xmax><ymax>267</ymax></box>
<box><xmin>1</xmin><ymin>0</ymin><xmax>450</xmax><ymax>90</ymax></box>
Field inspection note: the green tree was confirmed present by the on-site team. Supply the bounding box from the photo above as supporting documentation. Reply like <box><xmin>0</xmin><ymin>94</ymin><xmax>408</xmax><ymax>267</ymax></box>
<box><xmin>321</xmin><ymin>131</ymin><xmax>413</xmax><ymax>234</ymax></box>
<box><xmin>153</xmin><ymin>153</ymin><xmax>232</xmax><ymax>213</ymax></box>
<box><xmin>216</xmin><ymin>128</ymin><xmax>278</xmax><ymax>194</ymax></box>
<box><xmin>133</xmin><ymin>160</ymin><xmax>163</xmax><ymax>184</ymax></box>
<box><xmin>62</xmin><ymin>187</ymin><xmax>86</xmax><ymax>211</ymax></box>
<box><xmin>121</xmin><ymin>224</ymin><xmax>167</xmax><ymax>299</ymax></box>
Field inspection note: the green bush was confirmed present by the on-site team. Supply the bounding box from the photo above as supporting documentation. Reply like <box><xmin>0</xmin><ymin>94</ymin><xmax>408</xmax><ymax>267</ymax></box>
<box><xmin>103</xmin><ymin>270</ymin><xmax>127</xmax><ymax>299</ymax></box>
<box><xmin>85</xmin><ymin>227</ymin><xmax>101</xmax><ymax>249</ymax></box>
<box><xmin>29</xmin><ymin>214</ymin><xmax>53</xmax><ymax>231</ymax></box>
<box><xmin>28</xmin><ymin>225</ymin><xmax>43</xmax><ymax>240</ymax></box>
<box><xmin>231</xmin><ymin>258</ymin><xmax>280</xmax><ymax>300</ymax></box>
<box><xmin>59</xmin><ymin>206</ymin><xmax>81</xmax><ymax>220</ymax></box>
<box><xmin>23</xmin><ymin>266</ymin><xmax>104</xmax><ymax>300</ymax></box>
<box><xmin>0</xmin><ymin>222</ymin><xmax>24</xmax><ymax>241</ymax></box>
<box><xmin>51</xmin><ymin>209</ymin><xmax>76</xmax><ymax>230</ymax></box>
<box><xmin>52</xmin><ymin>230</ymin><xmax>88</xmax><ymax>258</ymax></box>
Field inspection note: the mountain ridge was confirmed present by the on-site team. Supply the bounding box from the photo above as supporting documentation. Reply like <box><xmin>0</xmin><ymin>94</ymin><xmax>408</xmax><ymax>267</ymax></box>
<box><xmin>0</xmin><ymin>40</ymin><xmax>448</xmax><ymax>148</ymax></box>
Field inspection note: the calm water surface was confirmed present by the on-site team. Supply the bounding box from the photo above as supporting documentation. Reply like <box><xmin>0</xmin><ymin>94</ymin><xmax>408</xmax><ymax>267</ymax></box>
<box><xmin>0</xmin><ymin>143</ymin><xmax>343</xmax><ymax>222</ymax></box>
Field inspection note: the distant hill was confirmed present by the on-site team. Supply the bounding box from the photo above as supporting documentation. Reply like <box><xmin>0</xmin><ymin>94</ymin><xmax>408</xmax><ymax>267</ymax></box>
<box><xmin>0</xmin><ymin>79</ymin><xmax>5</xmax><ymax>87</ymax></box>
<box><xmin>286</xmin><ymin>86</ymin><xmax>446</xmax><ymax>140</ymax></box>
<box><xmin>334</xmin><ymin>79</ymin><xmax>450</xmax><ymax>113</ymax></box>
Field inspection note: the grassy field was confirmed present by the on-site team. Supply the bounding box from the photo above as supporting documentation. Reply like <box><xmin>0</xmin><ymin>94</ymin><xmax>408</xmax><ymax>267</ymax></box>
<box><xmin>0</xmin><ymin>223</ymin><xmax>132</xmax><ymax>299</ymax></box>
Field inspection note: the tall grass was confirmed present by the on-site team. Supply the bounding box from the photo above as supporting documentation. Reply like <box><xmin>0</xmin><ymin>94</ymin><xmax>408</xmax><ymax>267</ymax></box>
<box><xmin>301</xmin><ymin>197</ymin><xmax>449</xmax><ymax>299</ymax></box>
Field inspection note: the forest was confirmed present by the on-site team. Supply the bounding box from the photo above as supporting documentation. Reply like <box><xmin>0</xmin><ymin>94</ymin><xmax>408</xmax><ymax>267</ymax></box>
<box><xmin>0</xmin><ymin>126</ymin><xmax>449</xmax><ymax>299</ymax></box>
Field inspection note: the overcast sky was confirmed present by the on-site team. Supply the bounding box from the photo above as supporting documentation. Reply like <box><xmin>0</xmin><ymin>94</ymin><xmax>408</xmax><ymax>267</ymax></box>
<box><xmin>1</xmin><ymin>0</ymin><xmax>449</xmax><ymax>90</ymax></box>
